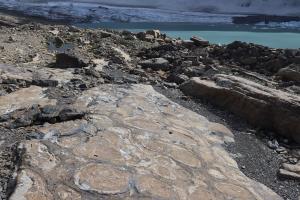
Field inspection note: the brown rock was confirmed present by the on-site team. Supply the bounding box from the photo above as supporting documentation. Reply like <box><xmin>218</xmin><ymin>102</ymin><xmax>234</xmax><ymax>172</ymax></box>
<box><xmin>180</xmin><ymin>75</ymin><xmax>300</xmax><ymax>143</ymax></box>
<box><xmin>277</xmin><ymin>64</ymin><xmax>300</xmax><ymax>82</ymax></box>
<box><xmin>74</xmin><ymin>164</ymin><xmax>130</xmax><ymax>194</ymax></box>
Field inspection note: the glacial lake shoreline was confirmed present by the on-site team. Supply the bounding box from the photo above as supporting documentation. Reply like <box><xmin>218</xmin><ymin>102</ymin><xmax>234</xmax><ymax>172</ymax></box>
<box><xmin>76</xmin><ymin>22</ymin><xmax>300</xmax><ymax>49</ymax></box>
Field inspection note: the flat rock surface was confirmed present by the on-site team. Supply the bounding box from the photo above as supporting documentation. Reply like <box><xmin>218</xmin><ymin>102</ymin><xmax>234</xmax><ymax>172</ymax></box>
<box><xmin>10</xmin><ymin>84</ymin><xmax>281</xmax><ymax>200</ymax></box>
<box><xmin>0</xmin><ymin>86</ymin><xmax>56</xmax><ymax>115</ymax></box>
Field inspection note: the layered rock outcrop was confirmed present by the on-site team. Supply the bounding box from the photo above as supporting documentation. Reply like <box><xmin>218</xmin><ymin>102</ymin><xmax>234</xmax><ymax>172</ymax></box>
<box><xmin>180</xmin><ymin>75</ymin><xmax>300</xmax><ymax>143</ymax></box>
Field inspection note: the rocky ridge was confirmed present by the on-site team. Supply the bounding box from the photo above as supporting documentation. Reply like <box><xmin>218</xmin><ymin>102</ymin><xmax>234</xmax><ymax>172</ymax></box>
<box><xmin>0</xmin><ymin>13</ymin><xmax>300</xmax><ymax>199</ymax></box>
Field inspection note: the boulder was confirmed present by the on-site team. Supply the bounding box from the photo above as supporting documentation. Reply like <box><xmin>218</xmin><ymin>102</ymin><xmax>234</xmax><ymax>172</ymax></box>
<box><xmin>139</xmin><ymin>58</ymin><xmax>170</xmax><ymax>71</ymax></box>
<box><xmin>277</xmin><ymin>64</ymin><xmax>300</xmax><ymax>82</ymax></box>
<box><xmin>167</xmin><ymin>73</ymin><xmax>189</xmax><ymax>84</ymax></box>
<box><xmin>136</xmin><ymin>31</ymin><xmax>159</xmax><ymax>42</ymax></box>
<box><xmin>55</xmin><ymin>53</ymin><xmax>89</xmax><ymax>68</ymax></box>
<box><xmin>144</xmin><ymin>34</ymin><xmax>155</xmax><ymax>42</ymax></box>
<box><xmin>181</xmin><ymin>40</ymin><xmax>195</xmax><ymax>48</ymax></box>
<box><xmin>180</xmin><ymin>74</ymin><xmax>300</xmax><ymax>143</ymax></box>
<box><xmin>146</xmin><ymin>29</ymin><xmax>161</xmax><ymax>39</ymax></box>
<box><xmin>190</xmin><ymin>36</ymin><xmax>209</xmax><ymax>47</ymax></box>
<box><xmin>99</xmin><ymin>30</ymin><xmax>114</xmax><ymax>38</ymax></box>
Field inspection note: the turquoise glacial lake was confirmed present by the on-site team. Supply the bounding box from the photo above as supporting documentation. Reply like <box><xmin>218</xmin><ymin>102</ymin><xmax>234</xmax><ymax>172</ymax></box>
<box><xmin>77</xmin><ymin>22</ymin><xmax>300</xmax><ymax>49</ymax></box>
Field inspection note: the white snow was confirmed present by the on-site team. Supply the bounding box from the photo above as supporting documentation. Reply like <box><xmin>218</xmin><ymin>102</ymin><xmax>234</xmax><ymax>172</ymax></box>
<box><xmin>0</xmin><ymin>0</ymin><xmax>299</xmax><ymax>28</ymax></box>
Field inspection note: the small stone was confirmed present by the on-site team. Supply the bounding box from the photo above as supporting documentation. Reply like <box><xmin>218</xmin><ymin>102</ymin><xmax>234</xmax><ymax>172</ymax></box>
<box><xmin>49</xmin><ymin>29</ymin><xmax>60</xmax><ymax>35</ymax></box>
<box><xmin>182</xmin><ymin>61</ymin><xmax>193</xmax><ymax>67</ymax></box>
<box><xmin>276</xmin><ymin>147</ymin><xmax>287</xmax><ymax>154</ymax></box>
<box><xmin>99</xmin><ymin>30</ymin><xmax>113</xmax><ymax>38</ymax></box>
<box><xmin>288</xmin><ymin>157</ymin><xmax>298</xmax><ymax>164</ymax></box>
<box><xmin>181</xmin><ymin>40</ymin><xmax>195</xmax><ymax>48</ymax></box>
<box><xmin>167</xmin><ymin>73</ymin><xmax>189</xmax><ymax>84</ymax></box>
<box><xmin>267</xmin><ymin>140</ymin><xmax>279</xmax><ymax>150</ymax></box>
<box><xmin>279</xmin><ymin>169</ymin><xmax>300</xmax><ymax>180</ymax></box>
<box><xmin>139</xmin><ymin>58</ymin><xmax>170</xmax><ymax>71</ymax></box>
<box><xmin>136</xmin><ymin>32</ymin><xmax>146</xmax><ymax>40</ymax></box>
<box><xmin>8</xmin><ymin>36</ymin><xmax>15</xmax><ymax>42</ymax></box>
<box><xmin>68</xmin><ymin>26</ymin><xmax>80</xmax><ymax>32</ymax></box>
<box><xmin>163</xmin><ymin>82</ymin><xmax>177</xmax><ymax>88</ymax></box>
<box><xmin>282</xmin><ymin>163</ymin><xmax>300</xmax><ymax>173</ymax></box>
<box><xmin>54</xmin><ymin>37</ymin><xmax>64</xmax><ymax>48</ymax></box>
<box><xmin>144</xmin><ymin>34</ymin><xmax>155</xmax><ymax>42</ymax></box>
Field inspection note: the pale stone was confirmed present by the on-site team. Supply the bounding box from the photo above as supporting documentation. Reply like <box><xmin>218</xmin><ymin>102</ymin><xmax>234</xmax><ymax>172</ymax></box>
<box><xmin>136</xmin><ymin>175</ymin><xmax>176</xmax><ymax>199</ymax></box>
<box><xmin>10</xmin><ymin>170</ymin><xmax>53</xmax><ymax>200</ymax></box>
<box><xmin>56</xmin><ymin>185</ymin><xmax>81</xmax><ymax>200</ymax></box>
<box><xmin>189</xmin><ymin>187</ymin><xmax>217</xmax><ymax>200</ymax></box>
<box><xmin>0</xmin><ymin>86</ymin><xmax>56</xmax><ymax>115</ymax></box>
<box><xmin>282</xmin><ymin>163</ymin><xmax>300</xmax><ymax>173</ymax></box>
<box><xmin>112</xmin><ymin>46</ymin><xmax>131</xmax><ymax>62</ymax></box>
<box><xmin>72</xmin><ymin>134</ymin><xmax>125</xmax><ymax>164</ymax></box>
<box><xmin>215</xmin><ymin>183</ymin><xmax>254</xmax><ymax>199</ymax></box>
<box><xmin>208</xmin><ymin>169</ymin><xmax>226</xmax><ymax>180</ymax></box>
<box><xmin>24</xmin><ymin>140</ymin><xmax>58</xmax><ymax>171</ymax></box>
<box><xmin>169</xmin><ymin>145</ymin><xmax>201</xmax><ymax>167</ymax></box>
<box><xmin>74</xmin><ymin>163</ymin><xmax>130</xmax><ymax>194</ymax></box>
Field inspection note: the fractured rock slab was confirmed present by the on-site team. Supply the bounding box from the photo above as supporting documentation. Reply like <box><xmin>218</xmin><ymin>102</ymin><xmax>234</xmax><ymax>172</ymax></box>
<box><xmin>0</xmin><ymin>86</ymin><xmax>56</xmax><ymax>115</ymax></box>
<box><xmin>0</xmin><ymin>64</ymin><xmax>80</xmax><ymax>88</ymax></box>
<box><xmin>180</xmin><ymin>75</ymin><xmax>300</xmax><ymax>143</ymax></box>
<box><xmin>11</xmin><ymin>84</ymin><xmax>281</xmax><ymax>200</ymax></box>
